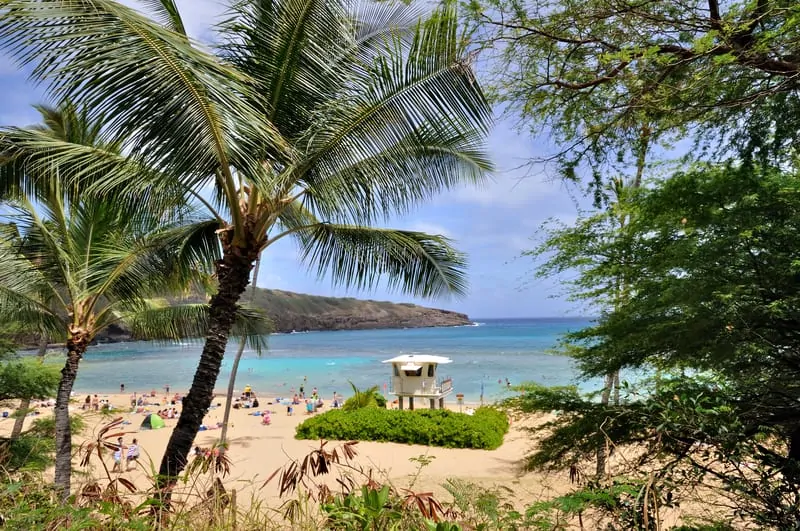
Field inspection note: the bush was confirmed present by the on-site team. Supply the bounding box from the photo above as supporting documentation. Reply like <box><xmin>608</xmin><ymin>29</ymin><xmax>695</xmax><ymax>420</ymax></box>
<box><xmin>296</xmin><ymin>407</ymin><xmax>509</xmax><ymax>449</ymax></box>
<box><xmin>0</xmin><ymin>415</ymin><xmax>86</xmax><ymax>472</ymax></box>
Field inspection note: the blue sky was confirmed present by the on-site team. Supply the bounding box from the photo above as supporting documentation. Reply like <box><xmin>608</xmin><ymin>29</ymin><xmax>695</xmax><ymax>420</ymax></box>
<box><xmin>0</xmin><ymin>0</ymin><xmax>591</xmax><ymax>319</ymax></box>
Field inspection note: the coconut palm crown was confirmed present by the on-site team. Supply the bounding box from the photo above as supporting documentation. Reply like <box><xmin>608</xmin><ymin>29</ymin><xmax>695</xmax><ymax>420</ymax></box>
<box><xmin>0</xmin><ymin>0</ymin><xmax>493</xmax><ymax>486</ymax></box>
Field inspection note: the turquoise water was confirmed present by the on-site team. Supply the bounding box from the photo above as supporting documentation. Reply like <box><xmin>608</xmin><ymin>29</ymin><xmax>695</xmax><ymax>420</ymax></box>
<box><xmin>67</xmin><ymin>318</ymin><xmax>599</xmax><ymax>402</ymax></box>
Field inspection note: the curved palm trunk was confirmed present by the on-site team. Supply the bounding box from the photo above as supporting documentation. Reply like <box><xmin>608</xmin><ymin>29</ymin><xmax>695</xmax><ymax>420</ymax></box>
<box><xmin>219</xmin><ymin>255</ymin><xmax>262</xmax><ymax>447</ymax></box>
<box><xmin>11</xmin><ymin>338</ymin><xmax>48</xmax><ymax>439</ymax></box>
<box><xmin>11</xmin><ymin>398</ymin><xmax>31</xmax><ymax>440</ymax></box>
<box><xmin>54</xmin><ymin>334</ymin><xmax>89</xmax><ymax>500</ymax></box>
<box><xmin>158</xmin><ymin>243</ymin><xmax>256</xmax><ymax>487</ymax></box>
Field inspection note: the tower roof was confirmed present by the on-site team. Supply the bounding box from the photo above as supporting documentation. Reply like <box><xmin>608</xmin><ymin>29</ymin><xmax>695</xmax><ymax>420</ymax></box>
<box><xmin>382</xmin><ymin>354</ymin><xmax>452</xmax><ymax>364</ymax></box>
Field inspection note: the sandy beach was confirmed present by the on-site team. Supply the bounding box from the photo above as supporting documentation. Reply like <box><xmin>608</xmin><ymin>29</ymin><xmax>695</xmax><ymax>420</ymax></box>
<box><xmin>0</xmin><ymin>390</ymin><xmax>571</xmax><ymax>510</ymax></box>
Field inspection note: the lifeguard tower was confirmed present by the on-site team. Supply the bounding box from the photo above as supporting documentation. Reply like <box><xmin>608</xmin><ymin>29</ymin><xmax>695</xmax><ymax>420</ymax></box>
<box><xmin>382</xmin><ymin>354</ymin><xmax>453</xmax><ymax>410</ymax></box>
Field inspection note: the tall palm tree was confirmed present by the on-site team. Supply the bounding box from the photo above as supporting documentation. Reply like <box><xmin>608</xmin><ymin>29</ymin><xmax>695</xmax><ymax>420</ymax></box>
<box><xmin>0</xmin><ymin>0</ymin><xmax>493</xmax><ymax>487</ymax></box>
<box><xmin>0</xmin><ymin>104</ymin><xmax>268</xmax><ymax>499</ymax></box>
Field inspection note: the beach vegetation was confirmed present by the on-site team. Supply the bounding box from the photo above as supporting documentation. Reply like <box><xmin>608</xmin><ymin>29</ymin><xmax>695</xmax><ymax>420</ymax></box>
<box><xmin>0</xmin><ymin>429</ymin><xmax>543</xmax><ymax>530</ymax></box>
<box><xmin>516</xmin><ymin>163</ymin><xmax>800</xmax><ymax>528</ymax></box>
<box><xmin>295</xmin><ymin>407</ymin><xmax>508</xmax><ymax>450</ymax></box>
<box><xmin>0</xmin><ymin>0</ymin><xmax>491</xmax><ymax>488</ymax></box>
<box><xmin>341</xmin><ymin>382</ymin><xmax>386</xmax><ymax>411</ymax></box>
<box><xmin>0</xmin><ymin>414</ymin><xmax>85</xmax><ymax>474</ymax></box>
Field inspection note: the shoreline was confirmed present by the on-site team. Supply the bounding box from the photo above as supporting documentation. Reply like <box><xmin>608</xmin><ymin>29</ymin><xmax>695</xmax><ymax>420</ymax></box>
<box><xmin>69</xmin><ymin>388</ymin><xmax>499</xmax><ymax>410</ymax></box>
<box><xmin>20</xmin><ymin>322</ymin><xmax>478</xmax><ymax>352</ymax></box>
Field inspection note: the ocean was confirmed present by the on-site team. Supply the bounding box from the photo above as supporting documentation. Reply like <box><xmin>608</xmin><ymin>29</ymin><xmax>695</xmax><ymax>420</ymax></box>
<box><xmin>68</xmin><ymin>317</ymin><xmax>600</xmax><ymax>402</ymax></box>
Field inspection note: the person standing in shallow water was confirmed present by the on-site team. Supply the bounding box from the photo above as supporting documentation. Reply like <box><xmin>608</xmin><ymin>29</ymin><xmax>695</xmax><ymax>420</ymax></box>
<box><xmin>120</xmin><ymin>383</ymin><xmax>125</xmax><ymax>393</ymax></box>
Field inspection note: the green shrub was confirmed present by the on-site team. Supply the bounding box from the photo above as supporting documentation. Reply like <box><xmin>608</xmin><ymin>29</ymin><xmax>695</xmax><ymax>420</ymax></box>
<box><xmin>0</xmin><ymin>415</ymin><xmax>86</xmax><ymax>472</ymax></box>
<box><xmin>296</xmin><ymin>407</ymin><xmax>509</xmax><ymax>449</ymax></box>
<box><xmin>373</xmin><ymin>392</ymin><xmax>387</xmax><ymax>409</ymax></box>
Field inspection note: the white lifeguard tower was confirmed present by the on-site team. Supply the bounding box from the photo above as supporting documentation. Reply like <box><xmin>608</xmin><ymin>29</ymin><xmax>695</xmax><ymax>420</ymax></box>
<box><xmin>382</xmin><ymin>354</ymin><xmax>454</xmax><ymax>410</ymax></box>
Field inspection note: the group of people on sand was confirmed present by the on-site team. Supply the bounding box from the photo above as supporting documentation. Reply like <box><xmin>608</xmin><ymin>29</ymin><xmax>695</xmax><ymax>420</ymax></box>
<box><xmin>111</xmin><ymin>436</ymin><xmax>141</xmax><ymax>473</ymax></box>
<box><xmin>157</xmin><ymin>407</ymin><xmax>178</xmax><ymax>419</ymax></box>
<box><xmin>284</xmin><ymin>384</ymin><xmax>344</xmax><ymax>416</ymax></box>
<box><xmin>83</xmin><ymin>394</ymin><xmax>116</xmax><ymax>412</ymax></box>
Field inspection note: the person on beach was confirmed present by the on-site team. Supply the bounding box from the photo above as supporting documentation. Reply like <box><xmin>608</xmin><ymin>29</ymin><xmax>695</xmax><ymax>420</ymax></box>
<box><xmin>164</xmin><ymin>384</ymin><xmax>170</xmax><ymax>394</ymax></box>
<box><xmin>91</xmin><ymin>394</ymin><xmax>99</xmax><ymax>411</ymax></box>
<box><xmin>305</xmin><ymin>400</ymin><xmax>314</xmax><ymax>415</ymax></box>
<box><xmin>244</xmin><ymin>384</ymin><xmax>252</xmax><ymax>399</ymax></box>
<box><xmin>84</xmin><ymin>395</ymin><xmax>91</xmax><ymax>410</ymax></box>
<box><xmin>299</xmin><ymin>384</ymin><xmax>305</xmax><ymax>398</ymax></box>
<box><xmin>112</xmin><ymin>437</ymin><xmax>125</xmax><ymax>473</ymax></box>
<box><xmin>126</xmin><ymin>438</ymin><xmax>140</xmax><ymax>470</ymax></box>
<box><xmin>120</xmin><ymin>383</ymin><xmax>125</xmax><ymax>393</ymax></box>
<box><xmin>261</xmin><ymin>410</ymin><xmax>271</xmax><ymax>425</ymax></box>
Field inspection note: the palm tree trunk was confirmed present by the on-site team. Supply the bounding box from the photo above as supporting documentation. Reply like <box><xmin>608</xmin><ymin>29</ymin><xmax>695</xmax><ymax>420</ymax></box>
<box><xmin>11</xmin><ymin>338</ymin><xmax>48</xmax><ymax>439</ymax></box>
<box><xmin>158</xmin><ymin>245</ymin><xmax>256</xmax><ymax>487</ymax></box>
<box><xmin>219</xmin><ymin>254</ymin><xmax>262</xmax><ymax>447</ymax></box>
<box><xmin>54</xmin><ymin>335</ymin><xmax>89</xmax><ymax>500</ymax></box>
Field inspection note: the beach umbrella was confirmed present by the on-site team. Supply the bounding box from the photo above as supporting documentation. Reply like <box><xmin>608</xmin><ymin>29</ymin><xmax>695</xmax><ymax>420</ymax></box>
<box><xmin>140</xmin><ymin>414</ymin><xmax>166</xmax><ymax>430</ymax></box>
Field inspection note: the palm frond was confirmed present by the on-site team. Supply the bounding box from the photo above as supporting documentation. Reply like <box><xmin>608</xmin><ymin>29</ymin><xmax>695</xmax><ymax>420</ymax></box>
<box><xmin>301</xmin><ymin>123</ymin><xmax>491</xmax><ymax>223</ymax></box>
<box><xmin>349</xmin><ymin>1</ymin><xmax>427</xmax><ymax>63</ymax></box>
<box><xmin>139</xmin><ymin>0</ymin><xmax>188</xmax><ymax>35</ymax></box>
<box><xmin>0</xmin><ymin>243</ymin><xmax>65</xmax><ymax>339</ymax></box>
<box><xmin>0</xmin><ymin>0</ymin><xmax>292</xmax><ymax>183</ymax></box>
<box><xmin>295</xmin><ymin>4</ymin><xmax>492</xmax><ymax>222</ymax></box>
<box><xmin>0</xmin><ymin>116</ymin><xmax>190</xmax><ymax>212</ymax></box>
<box><xmin>219</xmin><ymin>0</ymin><xmax>352</xmax><ymax>139</ymax></box>
<box><xmin>291</xmin><ymin>223</ymin><xmax>468</xmax><ymax>299</ymax></box>
<box><xmin>122</xmin><ymin>303</ymin><xmax>271</xmax><ymax>354</ymax></box>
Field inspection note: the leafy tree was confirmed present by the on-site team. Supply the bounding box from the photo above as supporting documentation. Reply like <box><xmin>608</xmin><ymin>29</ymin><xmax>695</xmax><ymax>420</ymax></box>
<box><xmin>0</xmin><ymin>0</ymin><xmax>492</xmax><ymax>488</ymax></box>
<box><xmin>515</xmin><ymin>164</ymin><xmax>800</xmax><ymax>527</ymax></box>
<box><xmin>528</xmin><ymin>177</ymin><xmax>641</xmax><ymax>476</ymax></box>
<box><xmin>0</xmin><ymin>358</ymin><xmax>59</xmax><ymax>403</ymax></box>
<box><xmin>0</xmin><ymin>104</ymin><xmax>268</xmax><ymax>498</ymax></box>
<box><xmin>463</xmin><ymin>0</ymin><xmax>800</xmax><ymax>185</ymax></box>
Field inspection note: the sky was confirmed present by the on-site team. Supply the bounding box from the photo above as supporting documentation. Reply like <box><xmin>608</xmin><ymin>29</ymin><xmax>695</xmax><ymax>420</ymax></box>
<box><xmin>0</xmin><ymin>0</ymin><xmax>593</xmax><ymax>319</ymax></box>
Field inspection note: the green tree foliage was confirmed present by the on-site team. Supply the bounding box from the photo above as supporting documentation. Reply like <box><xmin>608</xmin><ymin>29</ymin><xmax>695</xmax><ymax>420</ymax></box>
<box><xmin>464</xmin><ymin>0</ymin><xmax>800</xmax><ymax>183</ymax></box>
<box><xmin>515</xmin><ymin>164</ymin><xmax>800</xmax><ymax>527</ymax></box>
<box><xmin>296</xmin><ymin>407</ymin><xmax>509</xmax><ymax>449</ymax></box>
<box><xmin>0</xmin><ymin>359</ymin><xmax>59</xmax><ymax>402</ymax></box>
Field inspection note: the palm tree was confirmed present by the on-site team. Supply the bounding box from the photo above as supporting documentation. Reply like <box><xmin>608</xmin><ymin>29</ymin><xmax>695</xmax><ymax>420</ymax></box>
<box><xmin>341</xmin><ymin>382</ymin><xmax>382</xmax><ymax>411</ymax></box>
<box><xmin>0</xmin><ymin>104</ymin><xmax>268</xmax><ymax>499</ymax></box>
<box><xmin>0</xmin><ymin>0</ymin><xmax>493</xmax><ymax>487</ymax></box>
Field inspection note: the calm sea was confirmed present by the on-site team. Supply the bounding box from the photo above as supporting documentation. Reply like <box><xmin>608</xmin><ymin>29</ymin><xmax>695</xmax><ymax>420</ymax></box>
<box><xmin>67</xmin><ymin>318</ymin><xmax>600</xmax><ymax>402</ymax></box>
